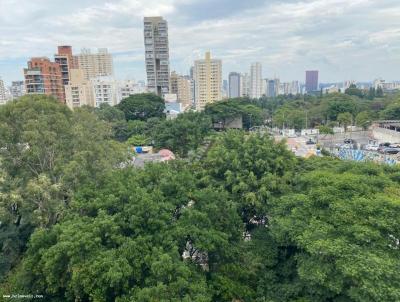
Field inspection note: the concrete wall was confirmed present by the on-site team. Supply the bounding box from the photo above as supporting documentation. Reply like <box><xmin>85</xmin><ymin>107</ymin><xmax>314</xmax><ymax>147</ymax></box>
<box><xmin>372</xmin><ymin>127</ymin><xmax>400</xmax><ymax>143</ymax></box>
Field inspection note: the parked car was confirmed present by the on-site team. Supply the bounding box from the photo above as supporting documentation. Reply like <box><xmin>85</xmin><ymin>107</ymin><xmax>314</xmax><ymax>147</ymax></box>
<box><xmin>365</xmin><ymin>144</ymin><xmax>379</xmax><ymax>151</ymax></box>
<box><xmin>378</xmin><ymin>143</ymin><xmax>392</xmax><ymax>154</ymax></box>
<box><xmin>378</xmin><ymin>147</ymin><xmax>400</xmax><ymax>154</ymax></box>
<box><xmin>344</xmin><ymin>138</ymin><xmax>355</xmax><ymax>144</ymax></box>
<box><xmin>306</xmin><ymin>139</ymin><xmax>316</xmax><ymax>145</ymax></box>
<box><xmin>341</xmin><ymin>144</ymin><xmax>353</xmax><ymax>149</ymax></box>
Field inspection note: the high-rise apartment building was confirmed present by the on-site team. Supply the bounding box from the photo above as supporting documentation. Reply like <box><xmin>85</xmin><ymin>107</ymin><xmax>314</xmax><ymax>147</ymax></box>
<box><xmin>279</xmin><ymin>81</ymin><xmax>299</xmax><ymax>95</ymax></box>
<box><xmin>228</xmin><ymin>72</ymin><xmax>241</xmax><ymax>98</ymax></box>
<box><xmin>305</xmin><ymin>70</ymin><xmax>319</xmax><ymax>92</ymax></box>
<box><xmin>144</xmin><ymin>16</ymin><xmax>170</xmax><ymax>96</ymax></box>
<box><xmin>250</xmin><ymin>62</ymin><xmax>263</xmax><ymax>99</ymax></box>
<box><xmin>170</xmin><ymin>71</ymin><xmax>192</xmax><ymax>108</ymax></box>
<box><xmin>78</xmin><ymin>48</ymin><xmax>114</xmax><ymax>80</ymax></box>
<box><xmin>24</xmin><ymin>57</ymin><xmax>64</xmax><ymax>102</ymax></box>
<box><xmin>54</xmin><ymin>46</ymin><xmax>78</xmax><ymax>86</ymax></box>
<box><xmin>10</xmin><ymin>81</ymin><xmax>25</xmax><ymax>99</ymax></box>
<box><xmin>240</xmin><ymin>73</ymin><xmax>250</xmax><ymax>97</ymax></box>
<box><xmin>91</xmin><ymin>77</ymin><xmax>118</xmax><ymax>107</ymax></box>
<box><xmin>194</xmin><ymin>51</ymin><xmax>222</xmax><ymax>111</ymax></box>
<box><xmin>65</xmin><ymin>69</ymin><xmax>93</xmax><ymax>109</ymax></box>
<box><xmin>265</xmin><ymin>78</ymin><xmax>280</xmax><ymax>97</ymax></box>
<box><xmin>0</xmin><ymin>77</ymin><xmax>7</xmax><ymax>104</ymax></box>
<box><xmin>189</xmin><ymin>66</ymin><xmax>195</xmax><ymax>103</ymax></box>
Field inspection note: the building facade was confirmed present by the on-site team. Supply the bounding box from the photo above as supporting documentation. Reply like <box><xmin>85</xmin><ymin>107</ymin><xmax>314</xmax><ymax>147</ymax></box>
<box><xmin>305</xmin><ymin>70</ymin><xmax>319</xmax><ymax>92</ymax></box>
<box><xmin>54</xmin><ymin>46</ymin><xmax>78</xmax><ymax>86</ymax></box>
<box><xmin>228</xmin><ymin>72</ymin><xmax>241</xmax><ymax>98</ymax></box>
<box><xmin>250</xmin><ymin>62</ymin><xmax>263</xmax><ymax>99</ymax></box>
<box><xmin>117</xmin><ymin>80</ymin><xmax>148</xmax><ymax>102</ymax></box>
<box><xmin>78</xmin><ymin>48</ymin><xmax>114</xmax><ymax>80</ymax></box>
<box><xmin>65</xmin><ymin>69</ymin><xmax>93</xmax><ymax>109</ymax></box>
<box><xmin>0</xmin><ymin>77</ymin><xmax>7</xmax><ymax>104</ymax></box>
<box><xmin>265</xmin><ymin>79</ymin><xmax>280</xmax><ymax>98</ymax></box>
<box><xmin>144</xmin><ymin>17</ymin><xmax>170</xmax><ymax>96</ymax></box>
<box><xmin>240</xmin><ymin>73</ymin><xmax>250</xmax><ymax>97</ymax></box>
<box><xmin>194</xmin><ymin>51</ymin><xmax>222</xmax><ymax>111</ymax></box>
<box><xmin>10</xmin><ymin>81</ymin><xmax>25</xmax><ymax>99</ymax></box>
<box><xmin>90</xmin><ymin>77</ymin><xmax>118</xmax><ymax>107</ymax></box>
<box><xmin>170</xmin><ymin>71</ymin><xmax>192</xmax><ymax>108</ymax></box>
<box><xmin>222</xmin><ymin>80</ymin><xmax>228</xmax><ymax>98</ymax></box>
<box><xmin>24</xmin><ymin>57</ymin><xmax>64</xmax><ymax>102</ymax></box>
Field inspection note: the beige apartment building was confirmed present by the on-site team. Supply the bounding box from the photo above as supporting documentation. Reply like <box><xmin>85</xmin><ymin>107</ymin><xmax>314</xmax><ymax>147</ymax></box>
<box><xmin>194</xmin><ymin>51</ymin><xmax>222</xmax><ymax>111</ymax></box>
<box><xmin>65</xmin><ymin>69</ymin><xmax>94</xmax><ymax>109</ymax></box>
<box><xmin>77</xmin><ymin>48</ymin><xmax>114</xmax><ymax>80</ymax></box>
<box><xmin>170</xmin><ymin>71</ymin><xmax>192</xmax><ymax>109</ymax></box>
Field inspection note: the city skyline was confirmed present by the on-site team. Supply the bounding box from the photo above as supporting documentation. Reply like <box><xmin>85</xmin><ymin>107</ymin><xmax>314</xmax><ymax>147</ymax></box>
<box><xmin>1</xmin><ymin>0</ymin><xmax>400</xmax><ymax>85</ymax></box>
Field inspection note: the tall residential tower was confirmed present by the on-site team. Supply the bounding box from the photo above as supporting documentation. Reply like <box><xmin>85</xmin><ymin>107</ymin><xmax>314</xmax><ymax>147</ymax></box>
<box><xmin>228</xmin><ymin>72</ymin><xmax>241</xmax><ymax>98</ymax></box>
<box><xmin>54</xmin><ymin>46</ymin><xmax>78</xmax><ymax>86</ymax></box>
<box><xmin>305</xmin><ymin>70</ymin><xmax>319</xmax><ymax>92</ymax></box>
<box><xmin>144</xmin><ymin>16</ymin><xmax>170</xmax><ymax>96</ymax></box>
<box><xmin>194</xmin><ymin>51</ymin><xmax>222</xmax><ymax>111</ymax></box>
<box><xmin>77</xmin><ymin>48</ymin><xmax>114</xmax><ymax>80</ymax></box>
<box><xmin>250</xmin><ymin>62</ymin><xmax>263</xmax><ymax>99</ymax></box>
<box><xmin>0</xmin><ymin>77</ymin><xmax>7</xmax><ymax>104</ymax></box>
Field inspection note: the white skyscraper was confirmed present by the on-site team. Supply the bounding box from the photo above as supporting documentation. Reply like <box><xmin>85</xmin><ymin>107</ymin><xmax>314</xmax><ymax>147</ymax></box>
<box><xmin>144</xmin><ymin>16</ymin><xmax>170</xmax><ymax>96</ymax></box>
<box><xmin>0</xmin><ymin>77</ymin><xmax>7</xmax><ymax>104</ymax></box>
<box><xmin>240</xmin><ymin>73</ymin><xmax>250</xmax><ymax>97</ymax></box>
<box><xmin>250</xmin><ymin>62</ymin><xmax>263</xmax><ymax>99</ymax></box>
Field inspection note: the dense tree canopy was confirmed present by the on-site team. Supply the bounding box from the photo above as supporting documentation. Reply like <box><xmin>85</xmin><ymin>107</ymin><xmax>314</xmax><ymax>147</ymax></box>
<box><xmin>0</xmin><ymin>95</ymin><xmax>125</xmax><ymax>283</ymax></box>
<box><xmin>116</xmin><ymin>93</ymin><xmax>165</xmax><ymax>121</ymax></box>
<box><xmin>345</xmin><ymin>84</ymin><xmax>364</xmax><ymax>98</ymax></box>
<box><xmin>266</xmin><ymin>159</ymin><xmax>400</xmax><ymax>301</ymax></box>
<box><xmin>1</xmin><ymin>93</ymin><xmax>400</xmax><ymax>302</ymax></box>
<box><xmin>205</xmin><ymin>99</ymin><xmax>265</xmax><ymax>130</ymax></box>
<box><xmin>380</xmin><ymin>102</ymin><xmax>400</xmax><ymax>120</ymax></box>
<box><xmin>152</xmin><ymin>112</ymin><xmax>212</xmax><ymax>157</ymax></box>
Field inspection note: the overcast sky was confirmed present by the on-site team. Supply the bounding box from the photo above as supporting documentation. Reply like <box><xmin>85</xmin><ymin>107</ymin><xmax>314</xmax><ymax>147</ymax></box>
<box><xmin>1</xmin><ymin>0</ymin><xmax>400</xmax><ymax>85</ymax></box>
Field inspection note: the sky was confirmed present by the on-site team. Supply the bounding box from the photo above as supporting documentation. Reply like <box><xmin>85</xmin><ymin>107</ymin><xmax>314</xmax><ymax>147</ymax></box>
<box><xmin>1</xmin><ymin>0</ymin><xmax>400</xmax><ymax>86</ymax></box>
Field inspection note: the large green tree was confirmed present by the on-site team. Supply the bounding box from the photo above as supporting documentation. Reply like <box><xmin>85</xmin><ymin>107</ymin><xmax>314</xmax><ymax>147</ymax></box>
<box><xmin>337</xmin><ymin>112</ymin><xmax>353</xmax><ymax>131</ymax></box>
<box><xmin>152</xmin><ymin>112</ymin><xmax>212</xmax><ymax>157</ymax></box>
<box><xmin>116</xmin><ymin>93</ymin><xmax>165</xmax><ymax>121</ymax></box>
<box><xmin>201</xmin><ymin>131</ymin><xmax>297</xmax><ymax>230</ymax></box>
<box><xmin>355</xmin><ymin>111</ymin><xmax>372</xmax><ymax>130</ymax></box>
<box><xmin>380</xmin><ymin>102</ymin><xmax>400</xmax><ymax>120</ymax></box>
<box><xmin>0</xmin><ymin>95</ymin><xmax>125</xmax><ymax>282</ymax></box>
<box><xmin>3</xmin><ymin>163</ymin><xmax>244</xmax><ymax>301</ymax></box>
<box><xmin>264</xmin><ymin>160</ymin><xmax>400</xmax><ymax>301</ymax></box>
<box><xmin>205</xmin><ymin>100</ymin><xmax>265</xmax><ymax>130</ymax></box>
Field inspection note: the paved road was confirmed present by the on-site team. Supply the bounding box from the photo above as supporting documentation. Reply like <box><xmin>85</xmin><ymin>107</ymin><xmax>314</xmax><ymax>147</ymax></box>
<box><xmin>276</xmin><ymin>136</ymin><xmax>318</xmax><ymax>158</ymax></box>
